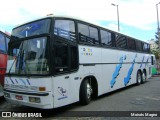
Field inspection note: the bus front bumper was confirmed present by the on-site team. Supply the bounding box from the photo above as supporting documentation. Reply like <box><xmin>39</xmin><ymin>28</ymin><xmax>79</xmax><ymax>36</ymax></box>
<box><xmin>3</xmin><ymin>89</ymin><xmax>53</xmax><ymax>109</ymax></box>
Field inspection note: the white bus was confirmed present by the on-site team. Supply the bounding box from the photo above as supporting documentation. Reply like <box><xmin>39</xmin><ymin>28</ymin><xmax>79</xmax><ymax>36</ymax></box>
<box><xmin>4</xmin><ymin>15</ymin><xmax>155</xmax><ymax>109</ymax></box>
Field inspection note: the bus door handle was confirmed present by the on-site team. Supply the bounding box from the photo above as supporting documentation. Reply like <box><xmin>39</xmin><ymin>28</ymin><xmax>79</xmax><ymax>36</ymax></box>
<box><xmin>65</xmin><ymin>76</ymin><xmax>69</xmax><ymax>79</ymax></box>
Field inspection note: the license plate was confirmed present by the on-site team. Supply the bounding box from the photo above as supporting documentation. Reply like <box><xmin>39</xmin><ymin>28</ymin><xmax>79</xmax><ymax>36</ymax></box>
<box><xmin>15</xmin><ymin>95</ymin><xmax>23</xmax><ymax>100</ymax></box>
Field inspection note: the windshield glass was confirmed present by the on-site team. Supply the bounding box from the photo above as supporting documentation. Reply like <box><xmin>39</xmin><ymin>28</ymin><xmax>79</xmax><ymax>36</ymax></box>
<box><xmin>11</xmin><ymin>19</ymin><xmax>51</xmax><ymax>40</ymax></box>
<box><xmin>6</xmin><ymin>37</ymin><xmax>49</xmax><ymax>75</ymax></box>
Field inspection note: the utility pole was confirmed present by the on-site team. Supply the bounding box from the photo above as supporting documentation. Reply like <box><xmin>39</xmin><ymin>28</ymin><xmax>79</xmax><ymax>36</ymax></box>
<box><xmin>156</xmin><ymin>2</ymin><xmax>160</xmax><ymax>69</ymax></box>
<box><xmin>111</xmin><ymin>3</ymin><xmax>120</xmax><ymax>32</ymax></box>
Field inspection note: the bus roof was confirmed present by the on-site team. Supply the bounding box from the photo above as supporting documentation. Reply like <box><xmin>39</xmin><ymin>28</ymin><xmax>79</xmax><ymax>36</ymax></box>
<box><xmin>13</xmin><ymin>14</ymin><xmax>149</xmax><ymax>44</ymax></box>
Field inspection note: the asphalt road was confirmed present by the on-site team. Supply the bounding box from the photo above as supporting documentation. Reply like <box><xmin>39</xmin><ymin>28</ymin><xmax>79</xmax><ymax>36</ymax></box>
<box><xmin>0</xmin><ymin>76</ymin><xmax>160</xmax><ymax>119</ymax></box>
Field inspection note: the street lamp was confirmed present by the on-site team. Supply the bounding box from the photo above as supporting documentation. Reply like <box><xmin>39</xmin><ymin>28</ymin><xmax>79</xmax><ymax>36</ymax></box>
<box><xmin>156</xmin><ymin>2</ymin><xmax>160</xmax><ymax>67</ymax></box>
<box><xmin>156</xmin><ymin>2</ymin><xmax>160</xmax><ymax>32</ymax></box>
<box><xmin>111</xmin><ymin>3</ymin><xmax>120</xmax><ymax>31</ymax></box>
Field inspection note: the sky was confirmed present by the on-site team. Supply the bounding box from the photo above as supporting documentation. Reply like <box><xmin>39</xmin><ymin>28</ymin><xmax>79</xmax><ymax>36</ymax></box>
<box><xmin>0</xmin><ymin>0</ymin><xmax>160</xmax><ymax>42</ymax></box>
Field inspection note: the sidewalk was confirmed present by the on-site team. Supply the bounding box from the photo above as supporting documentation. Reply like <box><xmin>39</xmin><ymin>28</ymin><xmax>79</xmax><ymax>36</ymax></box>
<box><xmin>152</xmin><ymin>74</ymin><xmax>160</xmax><ymax>77</ymax></box>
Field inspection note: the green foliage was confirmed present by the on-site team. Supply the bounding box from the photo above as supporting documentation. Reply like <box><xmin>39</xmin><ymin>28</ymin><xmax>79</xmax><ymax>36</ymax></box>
<box><xmin>155</xmin><ymin>40</ymin><xmax>159</xmax><ymax>47</ymax></box>
<box><xmin>151</xmin><ymin>49</ymin><xmax>159</xmax><ymax>59</ymax></box>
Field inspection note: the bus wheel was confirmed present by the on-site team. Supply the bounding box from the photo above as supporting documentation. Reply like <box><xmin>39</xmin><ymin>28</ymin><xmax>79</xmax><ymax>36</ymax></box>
<box><xmin>142</xmin><ymin>71</ymin><xmax>146</xmax><ymax>84</ymax></box>
<box><xmin>137</xmin><ymin>71</ymin><xmax>142</xmax><ymax>85</ymax></box>
<box><xmin>80</xmin><ymin>79</ymin><xmax>93</xmax><ymax>105</ymax></box>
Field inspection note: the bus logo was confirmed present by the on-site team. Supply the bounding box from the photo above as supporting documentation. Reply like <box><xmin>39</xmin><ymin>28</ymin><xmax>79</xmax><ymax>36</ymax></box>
<box><xmin>57</xmin><ymin>87</ymin><xmax>67</xmax><ymax>100</ymax></box>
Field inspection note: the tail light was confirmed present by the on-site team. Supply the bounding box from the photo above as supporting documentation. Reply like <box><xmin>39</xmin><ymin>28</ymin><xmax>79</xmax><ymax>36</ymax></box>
<box><xmin>0</xmin><ymin>68</ymin><xmax>6</xmax><ymax>86</ymax></box>
<box><xmin>0</xmin><ymin>68</ymin><xmax>6</xmax><ymax>74</ymax></box>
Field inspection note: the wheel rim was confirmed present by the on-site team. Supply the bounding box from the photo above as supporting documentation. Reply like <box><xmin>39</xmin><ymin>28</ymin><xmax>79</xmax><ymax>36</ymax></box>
<box><xmin>138</xmin><ymin>73</ymin><xmax>141</xmax><ymax>84</ymax></box>
<box><xmin>87</xmin><ymin>83</ymin><xmax>92</xmax><ymax>100</ymax></box>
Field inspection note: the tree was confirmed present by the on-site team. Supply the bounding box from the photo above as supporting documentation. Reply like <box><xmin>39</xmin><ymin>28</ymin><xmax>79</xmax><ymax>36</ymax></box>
<box><xmin>151</xmin><ymin>49</ymin><xmax>159</xmax><ymax>59</ymax></box>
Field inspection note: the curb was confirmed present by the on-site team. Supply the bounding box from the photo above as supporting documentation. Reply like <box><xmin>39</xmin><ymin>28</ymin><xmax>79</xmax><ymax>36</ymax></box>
<box><xmin>152</xmin><ymin>75</ymin><xmax>160</xmax><ymax>77</ymax></box>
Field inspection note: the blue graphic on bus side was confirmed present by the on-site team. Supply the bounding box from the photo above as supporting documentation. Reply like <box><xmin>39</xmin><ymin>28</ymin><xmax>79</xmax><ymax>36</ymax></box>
<box><xmin>26</xmin><ymin>79</ymin><xmax>31</xmax><ymax>85</ymax></box>
<box><xmin>20</xmin><ymin>79</ymin><xmax>26</xmax><ymax>85</ymax></box>
<box><xmin>140</xmin><ymin>56</ymin><xmax>145</xmax><ymax>68</ymax></box>
<box><xmin>145</xmin><ymin>57</ymin><xmax>149</xmax><ymax>67</ymax></box>
<box><xmin>9</xmin><ymin>78</ymin><xmax>15</xmax><ymax>84</ymax></box>
<box><xmin>124</xmin><ymin>54</ymin><xmax>137</xmax><ymax>86</ymax></box>
<box><xmin>110</xmin><ymin>55</ymin><xmax>126</xmax><ymax>88</ymax></box>
<box><xmin>15</xmin><ymin>79</ymin><xmax>19</xmax><ymax>84</ymax></box>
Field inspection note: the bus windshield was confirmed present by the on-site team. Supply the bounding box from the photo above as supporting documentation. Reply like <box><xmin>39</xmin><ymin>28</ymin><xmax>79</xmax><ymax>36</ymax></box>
<box><xmin>11</xmin><ymin>19</ymin><xmax>51</xmax><ymax>40</ymax></box>
<box><xmin>7</xmin><ymin>37</ymin><xmax>49</xmax><ymax>75</ymax></box>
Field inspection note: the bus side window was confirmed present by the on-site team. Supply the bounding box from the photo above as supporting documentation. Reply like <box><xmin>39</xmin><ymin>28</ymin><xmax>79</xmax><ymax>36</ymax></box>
<box><xmin>142</xmin><ymin>43</ymin><xmax>149</xmax><ymax>53</ymax></box>
<box><xmin>54</xmin><ymin>41</ymin><xmax>69</xmax><ymax>73</ymax></box>
<box><xmin>100</xmin><ymin>30</ymin><xmax>112</xmax><ymax>47</ymax></box>
<box><xmin>54</xmin><ymin>20</ymin><xmax>76</xmax><ymax>41</ymax></box>
<box><xmin>136</xmin><ymin>41</ymin><xmax>142</xmax><ymax>51</ymax></box>
<box><xmin>78</xmin><ymin>23</ymin><xmax>99</xmax><ymax>45</ymax></box>
<box><xmin>128</xmin><ymin>38</ymin><xmax>136</xmax><ymax>50</ymax></box>
<box><xmin>115</xmin><ymin>34</ymin><xmax>127</xmax><ymax>49</ymax></box>
<box><xmin>0</xmin><ymin>33</ymin><xmax>6</xmax><ymax>53</ymax></box>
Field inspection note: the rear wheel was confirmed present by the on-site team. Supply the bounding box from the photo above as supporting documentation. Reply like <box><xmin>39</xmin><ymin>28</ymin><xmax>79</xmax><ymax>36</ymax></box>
<box><xmin>80</xmin><ymin>79</ymin><xmax>93</xmax><ymax>105</ymax></box>
<box><xmin>142</xmin><ymin>71</ymin><xmax>146</xmax><ymax>83</ymax></box>
<box><xmin>137</xmin><ymin>71</ymin><xmax>142</xmax><ymax>85</ymax></box>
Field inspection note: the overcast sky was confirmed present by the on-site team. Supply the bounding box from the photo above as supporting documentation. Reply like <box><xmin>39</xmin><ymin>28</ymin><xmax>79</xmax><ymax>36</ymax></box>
<box><xmin>0</xmin><ymin>0</ymin><xmax>159</xmax><ymax>41</ymax></box>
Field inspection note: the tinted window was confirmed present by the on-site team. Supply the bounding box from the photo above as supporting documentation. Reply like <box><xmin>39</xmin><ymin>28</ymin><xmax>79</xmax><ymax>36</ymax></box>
<box><xmin>78</xmin><ymin>23</ymin><xmax>99</xmax><ymax>45</ymax></box>
<box><xmin>100</xmin><ymin>30</ymin><xmax>112</xmax><ymax>47</ymax></box>
<box><xmin>78</xmin><ymin>23</ymin><xmax>89</xmax><ymax>42</ymax></box>
<box><xmin>8</xmin><ymin>42</ymin><xmax>19</xmax><ymax>57</ymax></box>
<box><xmin>12</xmin><ymin>19</ymin><xmax>51</xmax><ymax>40</ymax></box>
<box><xmin>54</xmin><ymin>20</ymin><xmax>76</xmax><ymax>41</ymax></box>
<box><xmin>70</xmin><ymin>46</ymin><xmax>78</xmax><ymax>70</ymax></box>
<box><xmin>142</xmin><ymin>43</ymin><xmax>150</xmax><ymax>53</ymax></box>
<box><xmin>148</xmin><ymin>44</ymin><xmax>150</xmax><ymax>53</ymax></box>
<box><xmin>116</xmin><ymin>34</ymin><xmax>127</xmax><ymax>49</ymax></box>
<box><xmin>54</xmin><ymin>41</ymin><xmax>69</xmax><ymax>73</ymax></box>
<box><xmin>53</xmin><ymin>40</ymin><xmax>78</xmax><ymax>73</ymax></box>
<box><xmin>136</xmin><ymin>41</ymin><xmax>142</xmax><ymax>51</ymax></box>
<box><xmin>128</xmin><ymin>38</ymin><xmax>136</xmax><ymax>50</ymax></box>
<box><xmin>89</xmin><ymin>27</ymin><xmax>99</xmax><ymax>43</ymax></box>
<box><xmin>0</xmin><ymin>33</ymin><xmax>6</xmax><ymax>52</ymax></box>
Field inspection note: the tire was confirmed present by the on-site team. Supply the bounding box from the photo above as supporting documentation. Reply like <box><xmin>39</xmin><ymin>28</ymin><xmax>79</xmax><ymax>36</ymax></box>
<box><xmin>80</xmin><ymin>79</ymin><xmax>92</xmax><ymax>105</ymax></box>
<box><xmin>142</xmin><ymin>71</ymin><xmax>146</xmax><ymax>84</ymax></box>
<box><xmin>137</xmin><ymin>71</ymin><xmax>142</xmax><ymax>85</ymax></box>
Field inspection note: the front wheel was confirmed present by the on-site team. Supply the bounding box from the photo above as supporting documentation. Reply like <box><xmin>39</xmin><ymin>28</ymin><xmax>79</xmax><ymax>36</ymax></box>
<box><xmin>137</xmin><ymin>71</ymin><xmax>142</xmax><ymax>85</ymax></box>
<box><xmin>80</xmin><ymin>79</ymin><xmax>93</xmax><ymax>105</ymax></box>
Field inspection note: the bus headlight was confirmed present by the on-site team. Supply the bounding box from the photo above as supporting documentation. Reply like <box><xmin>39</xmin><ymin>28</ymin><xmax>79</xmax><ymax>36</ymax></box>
<box><xmin>29</xmin><ymin>97</ymin><xmax>41</xmax><ymax>103</ymax></box>
<box><xmin>4</xmin><ymin>92</ymin><xmax>10</xmax><ymax>98</ymax></box>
